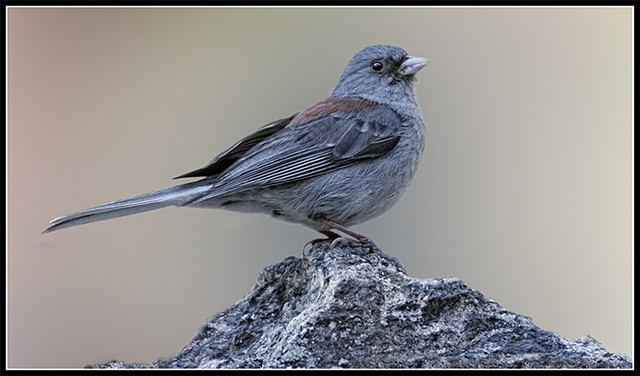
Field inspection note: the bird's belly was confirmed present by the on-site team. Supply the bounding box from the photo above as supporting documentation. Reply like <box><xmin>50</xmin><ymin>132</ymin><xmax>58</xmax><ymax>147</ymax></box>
<box><xmin>265</xmin><ymin>149</ymin><xmax>420</xmax><ymax>228</ymax></box>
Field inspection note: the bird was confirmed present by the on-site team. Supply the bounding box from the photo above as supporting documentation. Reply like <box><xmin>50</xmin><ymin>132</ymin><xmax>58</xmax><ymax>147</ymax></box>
<box><xmin>43</xmin><ymin>45</ymin><xmax>429</xmax><ymax>250</ymax></box>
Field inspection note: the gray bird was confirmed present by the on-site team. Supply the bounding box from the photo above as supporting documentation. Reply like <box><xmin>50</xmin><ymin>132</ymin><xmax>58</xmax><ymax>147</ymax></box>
<box><xmin>43</xmin><ymin>45</ymin><xmax>429</xmax><ymax>250</ymax></box>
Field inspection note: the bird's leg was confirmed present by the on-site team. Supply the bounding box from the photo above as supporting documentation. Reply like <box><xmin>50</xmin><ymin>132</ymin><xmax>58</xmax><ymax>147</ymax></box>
<box><xmin>318</xmin><ymin>218</ymin><xmax>380</xmax><ymax>253</ymax></box>
<box><xmin>302</xmin><ymin>230</ymin><xmax>342</xmax><ymax>255</ymax></box>
<box><xmin>319</xmin><ymin>230</ymin><xmax>342</xmax><ymax>240</ymax></box>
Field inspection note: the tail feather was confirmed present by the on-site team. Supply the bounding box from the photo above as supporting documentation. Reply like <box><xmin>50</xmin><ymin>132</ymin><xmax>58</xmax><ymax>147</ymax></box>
<box><xmin>43</xmin><ymin>181</ymin><xmax>212</xmax><ymax>233</ymax></box>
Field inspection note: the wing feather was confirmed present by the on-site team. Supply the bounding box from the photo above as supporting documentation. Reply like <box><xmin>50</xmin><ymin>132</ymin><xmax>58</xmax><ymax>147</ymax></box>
<box><xmin>173</xmin><ymin>114</ymin><xmax>296</xmax><ymax>179</ymax></box>
<box><xmin>185</xmin><ymin>105</ymin><xmax>403</xmax><ymax>205</ymax></box>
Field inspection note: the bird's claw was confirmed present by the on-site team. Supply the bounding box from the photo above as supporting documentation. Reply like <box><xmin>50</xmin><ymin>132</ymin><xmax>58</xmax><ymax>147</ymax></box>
<box><xmin>329</xmin><ymin>236</ymin><xmax>350</xmax><ymax>249</ymax></box>
<box><xmin>357</xmin><ymin>236</ymin><xmax>380</xmax><ymax>253</ymax></box>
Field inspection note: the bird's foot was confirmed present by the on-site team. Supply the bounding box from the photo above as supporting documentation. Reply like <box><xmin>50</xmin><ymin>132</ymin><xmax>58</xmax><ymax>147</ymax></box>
<box><xmin>354</xmin><ymin>235</ymin><xmax>380</xmax><ymax>253</ymax></box>
<box><xmin>329</xmin><ymin>236</ymin><xmax>351</xmax><ymax>249</ymax></box>
<box><xmin>316</xmin><ymin>219</ymin><xmax>381</xmax><ymax>253</ymax></box>
<box><xmin>303</xmin><ymin>230</ymin><xmax>342</xmax><ymax>255</ymax></box>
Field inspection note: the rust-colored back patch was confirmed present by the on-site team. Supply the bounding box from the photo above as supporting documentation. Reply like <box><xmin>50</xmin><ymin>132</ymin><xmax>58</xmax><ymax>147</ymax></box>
<box><xmin>288</xmin><ymin>97</ymin><xmax>379</xmax><ymax>127</ymax></box>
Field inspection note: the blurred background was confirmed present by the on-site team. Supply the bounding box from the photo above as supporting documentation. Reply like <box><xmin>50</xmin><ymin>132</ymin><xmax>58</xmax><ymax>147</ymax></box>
<box><xmin>7</xmin><ymin>7</ymin><xmax>632</xmax><ymax>368</ymax></box>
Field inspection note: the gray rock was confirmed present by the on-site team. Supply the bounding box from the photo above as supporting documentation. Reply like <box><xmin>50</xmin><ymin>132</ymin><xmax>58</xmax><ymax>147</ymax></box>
<box><xmin>89</xmin><ymin>241</ymin><xmax>632</xmax><ymax>369</ymax></box>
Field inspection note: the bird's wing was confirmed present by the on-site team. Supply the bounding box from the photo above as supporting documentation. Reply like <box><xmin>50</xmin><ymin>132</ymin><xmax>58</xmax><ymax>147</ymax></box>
<box><xmin>185</xmin><ymin>107</ymin><xmax>402</xmax><ymax>205</ymax></box>
<box><xmin>173</xmin><ymin>114</ymin><xmax>297</xmax><ymax>179</ymax></box>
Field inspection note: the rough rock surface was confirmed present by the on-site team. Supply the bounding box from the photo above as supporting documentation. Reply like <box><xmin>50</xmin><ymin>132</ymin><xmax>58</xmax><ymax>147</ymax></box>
<box><xmin>90</xmin><ymin>241</ymin><xmax>632</xmax><ymax>369</ymax></box>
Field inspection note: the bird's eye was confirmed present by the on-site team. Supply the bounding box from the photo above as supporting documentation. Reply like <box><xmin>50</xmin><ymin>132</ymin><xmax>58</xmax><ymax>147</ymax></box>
<box><xmin>371</xmin><ymin>61</ymin><xmax>384</xmax><ymax>72</ymax></box>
